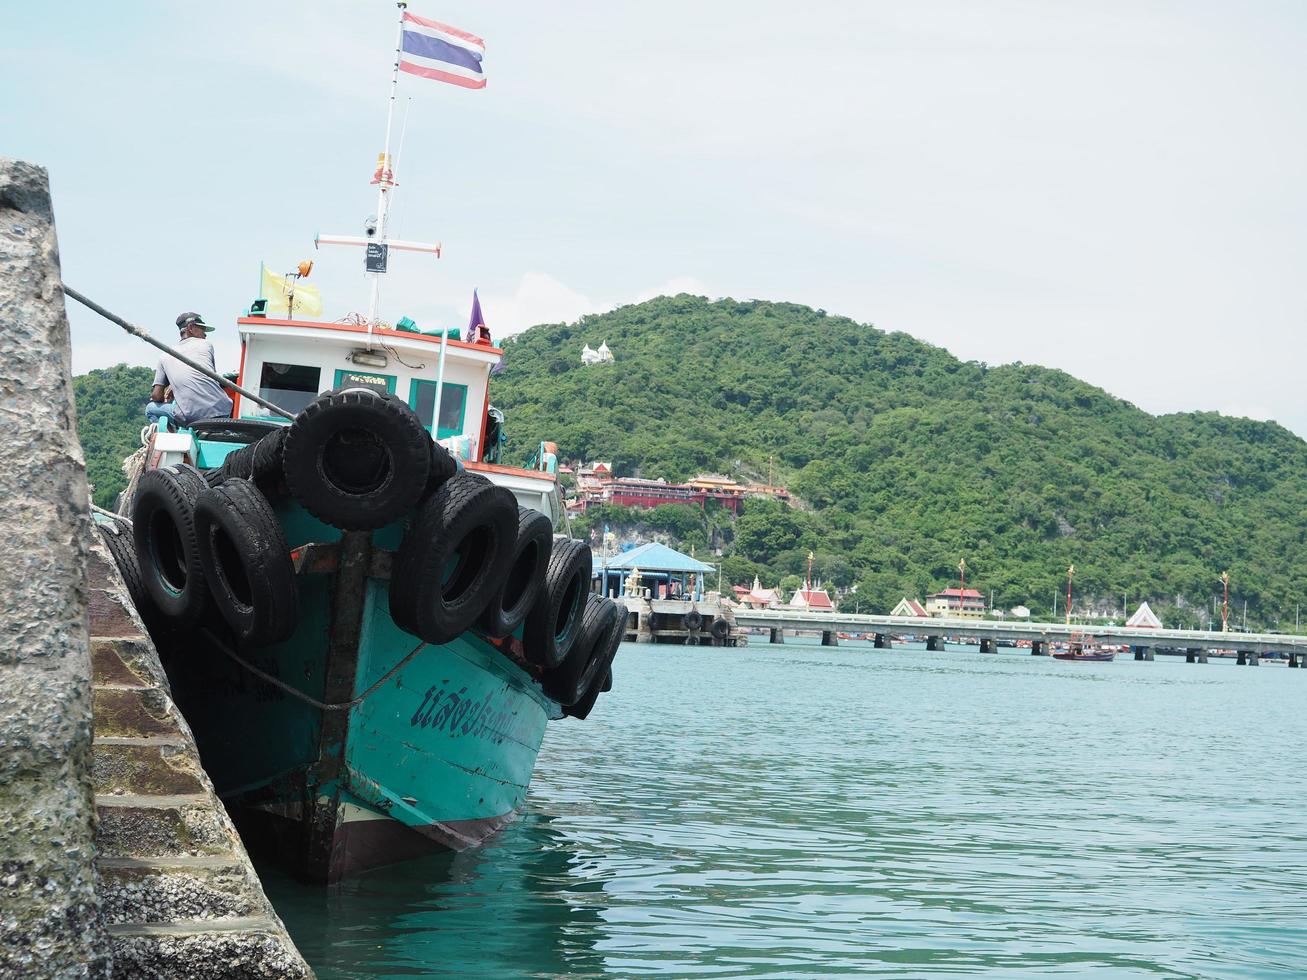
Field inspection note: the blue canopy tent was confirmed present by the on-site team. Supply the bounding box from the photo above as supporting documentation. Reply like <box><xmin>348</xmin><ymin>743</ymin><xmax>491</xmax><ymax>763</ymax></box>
<box><xmin>594</xmin><ymin>542</ymin><xmax>716</xmax><ymax>599</ymax></box>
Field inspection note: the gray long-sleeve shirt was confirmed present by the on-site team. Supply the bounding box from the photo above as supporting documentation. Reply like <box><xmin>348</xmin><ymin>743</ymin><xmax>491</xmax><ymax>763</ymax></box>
<box><xmin>153</xmin><ymin>336</ymin><xmax>233</xmax><ymax>426</ymax></box>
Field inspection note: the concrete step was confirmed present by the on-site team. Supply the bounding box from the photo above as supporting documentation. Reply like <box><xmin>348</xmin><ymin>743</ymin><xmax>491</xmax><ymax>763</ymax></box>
<box><xmin>93</xmin><ymin>738</ymin><xmax>207</xmax><ymax>797</ymax></box>
<box><xmin>107</xmin><ymin>925</ymin><xmax>313</xmax><ymax>980</ymax></box>
<box><xmin>92</xmin><ymin>685</ymin><xmax>179</xmax><ymax>739</ymax></box>
<box><xmin>95</xmin><ymin>794</ymin><xmax>238</xmax><ymax>859</ymax></box>
<box><xmin>98</xmin><ymin>859</ymin><xmax>267</xmax><ymax>925</ymax></box>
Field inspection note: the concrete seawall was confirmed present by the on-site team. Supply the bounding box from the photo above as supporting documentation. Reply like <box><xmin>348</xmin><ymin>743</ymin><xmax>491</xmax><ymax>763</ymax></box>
<box><xmin>0</xmin><ymin>158</ymin><xmax>311</xmax><ymax>978</ymax></box>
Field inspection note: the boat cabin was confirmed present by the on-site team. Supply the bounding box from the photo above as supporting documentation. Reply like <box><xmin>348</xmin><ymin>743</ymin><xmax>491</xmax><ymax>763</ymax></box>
<box><xmin>227</xmin><ymin>315</ymin><xmax>563</xmax><ymax>522</ymax></box>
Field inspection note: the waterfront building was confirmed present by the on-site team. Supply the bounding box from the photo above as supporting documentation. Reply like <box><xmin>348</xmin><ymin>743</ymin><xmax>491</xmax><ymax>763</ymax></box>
<box><xmin>925</xmin><ymin>587</ymin><xmax>986</xmax><ymax>618</ymax></box>
<box><xmin>890</xmin><ymin>597</ymin><xmax>929</xmax><ymax>618</ymax></box>
<box><xmin>735</xmin><ymin>576</ymin><xmax>782</xmax><ymax>609</ymax></box>
<box><xmin>788</xmin><ymin>583</ymin><xmax>835</xmax><ymax>613</ymax></box>
<box><xmin>1126</xmin><ymin>601</ymin><xmax>1163</xmax><ymax>629</ymax></box>
<box><xmin>593</xmin><ymin>541</ymin><xmax>716</xmax><ymax>599</ymax></box>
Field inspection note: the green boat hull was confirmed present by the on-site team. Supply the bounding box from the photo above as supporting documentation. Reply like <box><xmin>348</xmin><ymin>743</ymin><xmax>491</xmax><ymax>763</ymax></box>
<box><xmin>164</xmin><ymin>483</ymin><xmax>562</xmax><ymax>882</ymax></box>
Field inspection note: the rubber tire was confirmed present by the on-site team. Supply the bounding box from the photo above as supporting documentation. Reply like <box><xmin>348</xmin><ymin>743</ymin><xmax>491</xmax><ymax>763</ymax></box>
<box><xmin>250</xmin><ymin>426</ymin><xmax>289</xmax><ymax>496</ymax></box>
<box><xmin>97</xmin><ymin>519</ymin><xmax>160</xmax><ymax>635</ymax></box>
<box><xmin>189</xmin><ymin>418</ymin><xmax>280</xmax><ymax>444</ymax></box>
<box><xmin>684</xmin><ymin>609</ymin><xmax>703</xmax><ymax>631</ymax></box>
<box><xmin>220</xmin><ymin>445</ymin><xmax>255</xmax><ymax>482</ymax></box>
<box><xmin>477</xmin><ymin>507</ymin><xmax>554</xmax><ymax>638</ymax></box>
<box><xmin>194</xmin><ymin>479</ymin><xmax>297</xmax><ymax>646</ymax></box>
<box><xmin>710</xmin><ymin>618</ymin><xmax>731</xmax><ymax>641</ymax></box>
<box><xmin>522</xmin><ymin>536</ymin><xmax>592</xmax><ymax>669</ymax></box>
<box><xmin>543</xmin><ymin>596</ymin><xmax>620</xmax><ymax>706</ymax></box>
<box><xmin>566</xmin><ymin>605</ymin><xmax>626</xmax><ymax>720</ymax></box>
<box><xmin>131</xmin><ymin>464</ymin><xmax>208</xmax><ymax>629</ymax></box>
<box><xmin>425</xmin><ymin>440</ymin><xmax>458</xmax><ymax>498</ymax></box>
<box><xmin>390</xmin><ymin>473</ymin><xmax>519</xmax><ymax>645</ymax></box>
<box><xmin>284</xmin><ymin>389</ymin><xmax>430</xmax><ymax>530</ymax></box>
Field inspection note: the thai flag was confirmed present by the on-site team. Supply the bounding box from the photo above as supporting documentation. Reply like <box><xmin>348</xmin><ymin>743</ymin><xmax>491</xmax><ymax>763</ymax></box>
<box><xmin>399</xmin><ymin>11</ymin><xmax>485</xmax><ymax>89</ymax></box>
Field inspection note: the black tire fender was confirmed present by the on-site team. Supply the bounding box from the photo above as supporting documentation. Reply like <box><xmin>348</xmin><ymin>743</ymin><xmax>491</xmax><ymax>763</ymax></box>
<box><xmin>97</xmin><ymin>518</ymin><xmax>161</xmax><ymax>636</ymax></box>
<box><xmin>477</xmin><ymin>507</ymin><xmax>554</xmax><ymax>638</ymax></box>
<box><xmin>284</xmin><ymin>389</ymin><xmax>430</xmax><ymax>530</ymax></box>
<box><xmin>194</xmin><ymin>479</ymin><xmax>298</xmax><ymax>646</ymax></box>
<box><xmin>566</xmin><ymin>600</ymin><xmax>626</xmax><ymax>720</ymax></box>
<box><xmin>250</xmin><ymin>425</ymin><xmax>289</xmax><ymax>496</ymax></box>
<box><xmin>543</xmin><ymin>596</ymin><xmax>620</xmax><ymax>706</ymax></box>
<box><xmin>683</xmin><ymin>608</ymin><xmax>703</xmax><ymax>631</ymax></box>
<box><xmin>390</xmin><ymin>473</ymin><xmax>518</xmax><ymax>644</ymax></box>
<box><xmin>131</xmin><ymin>464</ymin><xmax>208</xmax><ymax>628</ymax></box>
<box><xmin>425</xmin><ymin>440</ymin><xmax>458</xmax><ymax>498</ymax></box>
<box><xmin>522</xmin><ymin>536</ymin><xmax>592</xmax><ymax>668</ymax></box>
<box><xmin>710</xmin><ymin>618</ymin><xmax>731</xmax><ymax>641</ymax></box>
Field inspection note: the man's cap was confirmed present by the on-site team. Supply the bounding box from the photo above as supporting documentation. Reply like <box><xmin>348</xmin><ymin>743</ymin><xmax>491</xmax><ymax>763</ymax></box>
<box><xmin>176</xmin><ymin>312</ymin><xmax>214</xmax><ymax>334</ymax></box>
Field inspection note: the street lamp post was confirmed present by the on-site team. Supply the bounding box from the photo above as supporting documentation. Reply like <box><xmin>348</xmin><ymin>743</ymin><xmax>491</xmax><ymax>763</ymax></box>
<box><xmin>1221</xmin><ymin>571</ymin><xmax>1230</xmax><ymax>633</ymax></box>
<box><xmin>1065</xmin><ymin>565</ymin><xmax>1074</xmax><ymax>626</ymax></box>
<box><xmin>958</xmin><ymin>558</ymin><xmax>967</xmax><ymax>616</ymax></box>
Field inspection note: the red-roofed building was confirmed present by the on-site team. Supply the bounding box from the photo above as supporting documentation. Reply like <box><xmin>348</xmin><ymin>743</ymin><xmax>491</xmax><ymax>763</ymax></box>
<box><xmin>926</xmin><ymin>587</ymin><xmax>985</xmax><ymax>619</ymax></box>
<box><xmin>890</xmin><ymin>598</ymin><xmax>929</xmax><ymax>618</ymax></box>
<box><xmin>788</xmin><ymin>584</ymin><xmax>835</xmax><ymax>612</ymax></box>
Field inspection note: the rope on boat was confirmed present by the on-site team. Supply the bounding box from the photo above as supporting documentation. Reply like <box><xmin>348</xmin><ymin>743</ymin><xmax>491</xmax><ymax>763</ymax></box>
<box><xmin>61</xmin><ymin>284</ymin><xmax>296</xmax><ymax>421</ymax></box>
<box><xmin>201</xmin><ymin>628</ymin><xmax>428</xmax><ymax>711</ymax></box>
<box><xmin>90</xmin><ymin>503</ymin><xmax>129</xmax><ymax>525</ymax></box>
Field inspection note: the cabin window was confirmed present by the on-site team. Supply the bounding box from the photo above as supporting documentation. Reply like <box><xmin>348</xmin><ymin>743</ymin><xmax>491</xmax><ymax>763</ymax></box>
<box><xmin>409</xmin><ymin>380</ymin><xmax>468</xmax><ymax>439</ymax></box>
<box><xmin>258</xmin><ymin>362</ymin><xmax>321</xmax><ymax>414</ymax></box>
<box><xmin>333</xmin><ymin>369</ymin><xmax>396</xmax><ymax>395</ymax></box>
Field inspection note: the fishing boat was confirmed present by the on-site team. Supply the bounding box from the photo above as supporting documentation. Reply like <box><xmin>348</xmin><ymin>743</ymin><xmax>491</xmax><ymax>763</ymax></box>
<box><xmin>89</xmin><ymin>9</ymin><xmax>624</xmax><ymax>883</ymax></box>
<box><xmin>1051</xmin><ymin>632</ymin><xmax>1115</xmax><ymax>662</ymax></box>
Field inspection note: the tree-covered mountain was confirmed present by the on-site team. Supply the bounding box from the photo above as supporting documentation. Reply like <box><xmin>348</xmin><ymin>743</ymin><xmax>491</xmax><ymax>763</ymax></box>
<box><xmin>70</xmin><ymin>296</ymin><xmax>1307</xmax><ymax>628</ymax></box>
<box><xmin>492</xmin><ymin>295</ymin><xmax>1307</xmax><ymax>627</ymax></box>
<box><xmin>74</xmin><ymin>364</ymin><xmax>152</xmax><ymax>509</ymax></box>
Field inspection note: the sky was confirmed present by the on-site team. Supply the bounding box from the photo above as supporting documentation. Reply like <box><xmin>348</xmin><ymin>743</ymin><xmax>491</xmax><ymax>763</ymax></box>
<box><xmin>5</xmin><ymin>2</ymin><xmax>1307</xmax><ymax>434</ymax></box>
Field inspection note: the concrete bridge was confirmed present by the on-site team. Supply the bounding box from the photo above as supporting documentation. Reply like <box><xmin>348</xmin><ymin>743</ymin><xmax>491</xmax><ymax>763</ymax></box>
<box><xmin>731</xmin><ymin>609</ymin><xmax>1307</xmax><ymax>665</ymax></box>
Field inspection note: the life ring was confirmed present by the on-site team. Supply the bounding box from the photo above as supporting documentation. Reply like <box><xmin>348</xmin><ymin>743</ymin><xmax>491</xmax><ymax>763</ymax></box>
<box><xmin>194</xmin><ymin>479</ymin><xmax>298</xmax><ymax>646</ymax></box>
<box><xmin>477</xmin><ymin>507</ymin><xmax>554</xmax><ymax>638</ymax></box>
<box><xmin>710</xmin><ymin>618</ymin><xmax>731</xmax><ymax>641</ymax></box>
<box><xmin>543</xmin><ymin>596</ymin><xmax>620</xmax><ymax>706</ymax></box>
<box><xmin>390</xmin><ymin>473</ymin><xmax>518</xmax><ymax>644</ymax></box>
<box><xmin>283</xmin><ymin>389</ymin><xmax>430</xmax><ymax>530</ymax></box>
<box><xmin>522</xmin><ymin>537</ymin><xmax>592</xmax><ymax>668</ymax></box>
<box><xmin>683</xmin><ymin>608</ymin><xmax>703</xmax><ymax>631</ymax></box>
<box><xmin>131</xmin><ymin>464</ymin><xmax>208</xmax><ymax>628</ymax></box>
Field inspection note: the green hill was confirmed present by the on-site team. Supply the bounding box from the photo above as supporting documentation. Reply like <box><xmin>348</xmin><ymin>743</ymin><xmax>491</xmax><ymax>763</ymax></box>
<box><xmin>492</xmin><ymin>296</ymin><xmax>1307</xmax><ymax>627</ymax></box>
<box><xmin>70</xmin><ymin>297</ymin><xmax>1307</xmax><ymax>628</ymax></box>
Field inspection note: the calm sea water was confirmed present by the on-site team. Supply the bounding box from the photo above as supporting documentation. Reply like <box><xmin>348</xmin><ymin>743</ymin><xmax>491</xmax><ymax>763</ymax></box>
<box><xmin>260</xmin><ymin>640</ymin><xmax>1307</xmax><ymax>978</ymax></box>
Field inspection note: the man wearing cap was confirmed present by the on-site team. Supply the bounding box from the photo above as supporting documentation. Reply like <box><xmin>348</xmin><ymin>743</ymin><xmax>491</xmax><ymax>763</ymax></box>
<box><xmin>148</xmin><ymin>312</ymin><xmax>233</xmax><ymax>426</ymax></box>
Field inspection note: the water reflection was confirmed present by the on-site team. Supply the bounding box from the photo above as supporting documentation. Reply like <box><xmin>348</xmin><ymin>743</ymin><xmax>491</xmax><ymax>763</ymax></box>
<box><xmin>262</xmin><ymin>812</ymin><xmax>609</xmax><ymax>978</ymax></box>
<box><xmin>264</xmin><ymin>641</ymin><xmax>1307</xmax><ymax>978</ymax></box>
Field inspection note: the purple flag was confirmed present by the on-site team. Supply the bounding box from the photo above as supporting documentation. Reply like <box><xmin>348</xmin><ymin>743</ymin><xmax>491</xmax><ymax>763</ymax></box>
<box><xmin>466</xmin><ymin>289</ymin><xmax>486</xmax><ymax>343</ymax></box>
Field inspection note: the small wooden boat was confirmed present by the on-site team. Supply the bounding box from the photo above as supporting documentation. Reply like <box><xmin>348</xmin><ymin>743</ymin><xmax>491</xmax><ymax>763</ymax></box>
<box><xmin>1052</xmin><ymin>631</ymin><xmax>1115</xmax><ymax>662</ymax></box>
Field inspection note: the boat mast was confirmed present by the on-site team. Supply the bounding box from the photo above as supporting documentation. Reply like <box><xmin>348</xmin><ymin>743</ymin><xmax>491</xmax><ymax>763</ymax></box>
<box><xmin>369</xmin><ymin>2</ymin><xmax>408</xmax><ymax>339</ymax></box>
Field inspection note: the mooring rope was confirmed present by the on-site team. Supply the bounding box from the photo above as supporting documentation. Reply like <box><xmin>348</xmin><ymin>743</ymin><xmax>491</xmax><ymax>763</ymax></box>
<box><xmin>201</xmin><ymin>629</ymin><xmax>428</xmax><ymax>712</ymax></box>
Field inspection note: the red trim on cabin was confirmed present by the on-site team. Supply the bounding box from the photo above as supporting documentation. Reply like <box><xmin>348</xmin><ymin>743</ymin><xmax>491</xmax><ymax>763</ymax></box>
<box><xmin>464</xmin><ymin>460</ymin><xmax>556</xmax><ymax>482</ymax></box>
<box><xmin>236</xmin><ymin>317</ymin><xmax>503</xmax><ymax>357</ymax></box>
<box><xmin>232</xmin><ymin>338</ymin><xmax>248</xmax><ymax>415</ymax></box>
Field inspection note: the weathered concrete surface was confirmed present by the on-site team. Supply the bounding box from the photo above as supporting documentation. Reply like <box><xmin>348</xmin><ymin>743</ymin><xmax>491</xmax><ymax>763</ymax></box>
<box><xmin>89</xmin><ymin>533</ymin><xmax>314</xmax><ymax>977</ymax></box>
<box><xmin>0</xmin><ymin>159</ymin><xmax>111</xmax><ymax>976</ymax></box>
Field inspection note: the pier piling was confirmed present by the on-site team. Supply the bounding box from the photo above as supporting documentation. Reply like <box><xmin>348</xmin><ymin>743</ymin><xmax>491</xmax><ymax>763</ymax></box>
<box><xmin>821</xmin><ymin>630</ymin><xmax>838</xmax><ymax>647</ymax></box>
<box><xmin>979</xmin><ymin>639</ymin><xmax>995</xmax><ymax>653</ymax></box>
<box><xmin>874</xmin><ymin>633</ymin><xmax>890</xmax><ymax>649</ymax></box>
<box><xmin>769</xmin><ymin>627</ymin><xmax>784</xmax><ymax>644</ymax></box>
<box><xmin>926</xmin><ymin>636</ymin><xmax>946</xmax><ymax>652</ymax></box>
<box><xmin>1031</xmin><ymin>641</ymin><xmax>1046</xmax><ymax>656</ymax></box>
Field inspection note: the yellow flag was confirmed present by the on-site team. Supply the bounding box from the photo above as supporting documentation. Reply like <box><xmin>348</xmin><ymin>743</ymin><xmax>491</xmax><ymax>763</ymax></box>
<box><xmin>261</xmin><ymin>264</ymin><xmax>323</xmax><ymax>318</ymax></box>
